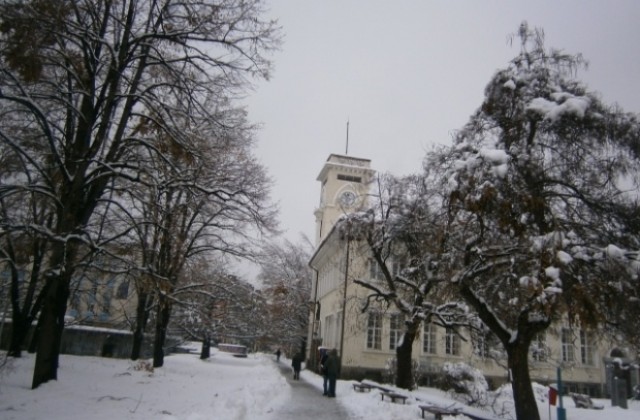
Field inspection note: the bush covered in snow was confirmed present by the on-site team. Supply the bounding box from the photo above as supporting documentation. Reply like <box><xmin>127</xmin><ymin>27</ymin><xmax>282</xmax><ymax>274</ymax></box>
<box><xmin>439</xmin><ymin>362</ymin><xmax>489</xmax><ymax>407</ymax></box>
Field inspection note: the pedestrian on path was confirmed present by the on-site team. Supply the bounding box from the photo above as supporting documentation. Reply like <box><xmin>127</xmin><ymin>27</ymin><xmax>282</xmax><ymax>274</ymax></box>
<box><xmin>325</xmin><ymin>349</ymin><xmax>340</xmax><ymax>397</ymax></box>
<box><xmin>292</xmin><ymin>352</ymin><xmax>303</xmax><ymax>380</ymax></box>
<box><xmin>275</xmin><ymin>348</ymin><xmax>281</xmax><ymax>362</ymax></box>
<box><xmin>319</xmin><ymin>348</ymin><xmax>329</xmax><ymax>396</ymax></box>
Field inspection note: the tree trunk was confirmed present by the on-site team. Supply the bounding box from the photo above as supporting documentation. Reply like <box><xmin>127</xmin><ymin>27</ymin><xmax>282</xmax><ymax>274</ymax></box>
<box><xmin>395</xmin><ymin>321</ymin><xmax>419</xmax><ymax>390</ymax></box>
<box><xmin>10</xmin><ymin>241</ymin><xmax>47</xmax><ymax>357</ymax></box>
<box><xmin>507</xmin><ymin>342</ymin><xmax>540</xmax><ymax>420</ymax></box>
<box><xmin>200</xmin><ymin>334</ymin><xmax>210</xmax><ymax>360</ymax></box>
<box><xmin>152</xmin><ymin>295</ymin><xmax>172</xmax><ymax>368</ymax></box>
<box><xmin>8</xmin><ymin>314</ymin><xmax>28</xmax><ymax>357</ymax></box>
<box><xmin>8</xmin><ymin>260</ymin><xmax>26</xmax><ymax>357</ymax></box>
<box><xmin>131</xmin><ymin>290</ymin><xmax>151</xmax><ymax>360</ymax></box>
<box><xmin>31</xmin><ymin>275</ymin><xmax>70</xmax><ymax>389</ymax></box>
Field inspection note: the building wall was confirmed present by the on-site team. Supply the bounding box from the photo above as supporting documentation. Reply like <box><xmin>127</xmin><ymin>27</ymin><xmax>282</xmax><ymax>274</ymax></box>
<box><xmin>310</xmin><ymin>219</ymin><xmax>616</xmax><ymax>396</ymax></box>
<box><xmin>0</xmin><ymin>322</ymin><xmax>154</xmax><ymax>359</ymax></box>
<box><xmin>66</xmin><ymin>271</ymin><xmax>138</xmax><ymax>329</ymax></box>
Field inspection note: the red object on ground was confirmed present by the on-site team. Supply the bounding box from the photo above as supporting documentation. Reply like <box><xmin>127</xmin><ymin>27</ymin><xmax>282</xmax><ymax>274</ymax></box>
<box><xmin>549</xmin><ymin>386</ymin><xmax>558</xmax><ymax>406</ymax></box>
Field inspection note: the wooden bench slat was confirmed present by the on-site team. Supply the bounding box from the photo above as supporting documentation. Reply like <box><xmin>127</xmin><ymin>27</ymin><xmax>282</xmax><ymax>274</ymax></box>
<box><xmin>570</xmin><ymin>393</ymin><xmax>604</xmax><ymax>410</ymax></box>
<box><xmin>352</xmin><ymin>383</ymin><xmax>373</xmax><ymax>392</ymax></box>
<box><xmin>419</xmin><ymin>404</ymin><xmax>462</xmax><ymax>419</ymax></box>
<box><xmin>380</xmin><ymin>391</ymin><xmax>408</xmax><ymax>404</ymax></box>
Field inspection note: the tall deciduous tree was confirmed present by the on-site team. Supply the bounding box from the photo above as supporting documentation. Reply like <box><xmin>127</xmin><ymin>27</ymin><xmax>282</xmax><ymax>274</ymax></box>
<box><xmin>120</xmin><ymin>98</ymin><xmax>276</xmax><ymax>367</ymax></box>
<box><xmin>0</xmin><ymin>0</ymin><xmax>279</xmax><ymax>388</ymax></box>
<box><xmin>429</xmin><ymin>23</ymin><xmax>640</xmax><ymax>420</ymax></box>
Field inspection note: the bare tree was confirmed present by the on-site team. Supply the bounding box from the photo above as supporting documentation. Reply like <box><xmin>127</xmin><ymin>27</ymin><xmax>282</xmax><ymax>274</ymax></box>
<box><xmin>258</xmin><ymin>236</ymin><xmax>313</xmax><ymax>355</ymax></box>
<box><xmin>0</xmin><ymin>0</ymin><xmax>279</xmax><ymax>388</ymax></box>
<box><xmin>114</xmin><ymin>97</ymin><xmax>277</xmax><ymax>366</ymax></box>
<box><xmin>340</xmin><ymin>174</ymin><xmax>473</xmax><ymax>390</ymax></box>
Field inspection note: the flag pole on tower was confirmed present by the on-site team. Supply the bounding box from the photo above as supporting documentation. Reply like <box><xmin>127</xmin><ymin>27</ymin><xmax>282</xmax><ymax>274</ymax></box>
<box><xmin>345</xmin><ymin>120</ymin><xmax>349</xmax><ymax>155</ymax></box>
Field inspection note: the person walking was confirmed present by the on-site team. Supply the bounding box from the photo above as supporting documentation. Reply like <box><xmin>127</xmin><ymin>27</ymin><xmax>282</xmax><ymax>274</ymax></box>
<box><xmin>291</xmin><ymin>352</ymin><xmax>303</xmax><ymax>380</ymax></box>
<box><xmin>325</xmin><ymin>349</ymin><xmax>340</xmax><ymax>397</ymax></box>
<box><xmin>319</xmin><ymin>348</ymin><xmax>329</xmax><ymax>396</ymax></box>
<box><xmin>275</xmin><ymin>348</ymin><xmax>281</xmax><ymax>362</ymax></box>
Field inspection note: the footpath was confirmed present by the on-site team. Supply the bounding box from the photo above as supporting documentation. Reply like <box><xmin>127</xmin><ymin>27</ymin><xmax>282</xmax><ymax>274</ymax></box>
<box><xmin>270</xmin><ymin>359</ymin><xmax>350</xmax><ymax>420</ymax></box>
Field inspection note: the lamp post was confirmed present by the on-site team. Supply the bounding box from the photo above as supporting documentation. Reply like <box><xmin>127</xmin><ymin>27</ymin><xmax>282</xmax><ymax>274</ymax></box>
<box><xmin>307</xmin><ymin>266</ymin><xmax>322</xmax><ymax>369</ymax></box>
<box><xmin>338</xmin><ymin>230</ymin><xmax>350</xmax><ymax>374</ymax></box>
<box><xmin>557</xmin><ymin>367</ymin><xmax>566</xmax><ymax>420</ymax></box>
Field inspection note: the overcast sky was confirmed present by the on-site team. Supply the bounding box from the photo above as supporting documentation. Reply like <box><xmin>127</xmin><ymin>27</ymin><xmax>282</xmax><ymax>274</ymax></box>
<box><xmin>245</xmin><ymin>0</ymin><xmax>640</xmax><ymax>249</ymax></box>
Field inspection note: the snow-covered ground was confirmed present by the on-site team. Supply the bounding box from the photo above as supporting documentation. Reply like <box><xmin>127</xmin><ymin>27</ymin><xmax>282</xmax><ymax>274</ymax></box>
<box><xmin>1</xmin><ymin>346</ymin><xmax>638</xmax><ymax>420</ymax></box>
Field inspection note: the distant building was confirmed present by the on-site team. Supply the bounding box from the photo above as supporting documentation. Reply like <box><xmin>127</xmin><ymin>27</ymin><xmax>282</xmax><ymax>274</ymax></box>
<box><xmin>66</xmin><ymin>267</ymin><xmax>137</xmax><ymax>329</ymax></box>
<box><xmin>306</xmin><ymin>153</ymin><xmax>638</xmax><ymax>397</ymax></box>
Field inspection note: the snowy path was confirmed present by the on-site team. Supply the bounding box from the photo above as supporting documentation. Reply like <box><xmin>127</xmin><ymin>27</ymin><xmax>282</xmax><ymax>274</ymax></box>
<box><xmin>269</xmin><ymin>361</ymin><xmax>350</xmax><ymax>420</ymax></box>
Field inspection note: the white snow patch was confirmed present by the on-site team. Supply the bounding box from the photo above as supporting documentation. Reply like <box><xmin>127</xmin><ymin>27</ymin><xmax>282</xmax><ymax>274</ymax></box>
<box><xmin>526</xmin><ymin>95</ymin><xmax>590</xmax><ymax>122</ymax></box>
<box><xmin>605</xmin><ymin>244</ymin><xmax>626</xmax><ymax>259</ymax></box>
<box><xmin>503</xmin><ymin>79</ymin><xmax>516</xmax><ymax>90</ymax></box>
<box><xmin>543</xmin><ymin>286</ymin><xmax>563</xmax><ymax>295</ymax></box>
<box><xmin>492</xmin><ymin>163</ymin><xmax>509</xmax><ymax>178</ymax></box>
<box><xmin>4</xmin><ymin>345</ymin><xmax>638</xmax><ymax>420</ymax></box>
<box><xmin>479</xmin><ymin>148</ymin><xmax>510</xmax><ymax>165</ymax></box>
<box><xmin>556</xmin><ymin>251</ymin><xmax>573</xmax><ymax>265</ymax></box>
<box><xmin>519</xmin><ymin>276</ymin><xmax>539</xmax><ymax>288</ymax></box>
<box><xmin>544</xmin><ymin>266</ymin><xmax>560</xmax><ymax>281</ymax></box>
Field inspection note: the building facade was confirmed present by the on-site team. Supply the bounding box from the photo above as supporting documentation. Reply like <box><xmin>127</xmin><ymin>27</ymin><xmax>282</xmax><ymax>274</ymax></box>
<box><xmin>307</xmin><ymin>153</ymin><xmax>637</xmax><ymax>397</ymax></box>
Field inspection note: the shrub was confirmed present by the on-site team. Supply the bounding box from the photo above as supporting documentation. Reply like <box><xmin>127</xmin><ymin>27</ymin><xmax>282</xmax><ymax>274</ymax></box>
<box><xmin>439</xmin><ymin>362</ymin><xmax>489</xmax><ymax>406</ymax></box>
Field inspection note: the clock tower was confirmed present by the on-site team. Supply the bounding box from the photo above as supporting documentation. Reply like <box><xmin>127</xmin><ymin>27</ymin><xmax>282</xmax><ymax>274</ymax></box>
<box><xmin>314</xmin><ymin>154</ymin><xmax>375</xmax><ymax>245</ymax></box>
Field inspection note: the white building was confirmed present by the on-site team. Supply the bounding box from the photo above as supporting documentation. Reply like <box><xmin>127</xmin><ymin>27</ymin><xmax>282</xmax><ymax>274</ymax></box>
<box><xmin>307</xmin><ymin>153</ymin><xmax>637</xmax><ymax>397</ymax></box>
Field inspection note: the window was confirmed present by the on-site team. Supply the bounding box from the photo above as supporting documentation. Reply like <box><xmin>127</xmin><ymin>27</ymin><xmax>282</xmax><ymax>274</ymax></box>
<box><xmin>445</xmin><ymin>329</ymin><xmax>460</xmax><ymax>356</ymax></box>
<box><xmin>423</xmin><ymin>323</ymin><xmax>436</xmax><ymax>354</ymax></box>
<box><xmin>337</xmin><ymin>174</ymin><xmax>362</xmax><ymax>183</ymax></box>
<box><xmin>391</xmin><ymin>261</ymin><xmax>400</xmax><ymax>277</ymax></box>
<box><xmin>334</xmin><ymin>311</ymin><xmax>342</xmax><ymax>349</ymax></box>
<box><xmin>369</xmin><ymin>258</ymin><xmax>404</xmax><ymax>281</ymax></box>
<box><xmin>68</xmin><ymin>291</ymin><xmax>81</xmax><ymax>317</ymax></box>
<box><xmin>474</xmin><ymin>335</ymin><xmax>490</xmax><ymax>359</ymax></box>
<box><xmin>87</xmin><ymin>283</ymin><xmax>98</xmax><ymax>315</ymax></box>
<box><xmin>368</xmin><ymin>259</ymin><xmax>384</xmax><ymax>281</ymax></box>
<box><xmin>580</xmin><ymin>330</ymin><xmax>595</xmax><ymax>366</ymax></box>
<box><xmin>366</xmin><ymin>313</ymin><xmax>382</xmax><ymax>350</ymax></box>
<box><xmin>389</xmin><ymin>314</ymin><xmax>404</xmax><ymax>350</ymax></box>
<box><xmin>531</xmin><ymin>332</ymin><xmax>548</xmax><ymax>362</ymax></box>
<box><xmin>324</xmin><ymin>314</ymin><xmax>335</xmax><ymax>348</ymax></box>
<box><xmin>561</xmin><ymin>328</ymin><xmax>574</xmax><ymax>362</ymax></box>
<box><xmin>116</xmin><ymin>280</ymin><xmax>130</xmax><ymax>299</ymax></box>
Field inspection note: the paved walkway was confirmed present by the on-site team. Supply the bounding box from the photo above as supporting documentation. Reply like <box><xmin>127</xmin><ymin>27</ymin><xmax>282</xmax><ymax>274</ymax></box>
<box><xmin>270</xmin><ymin>360</ymin><xmax>350</xmax><ymax>420</ymax></box>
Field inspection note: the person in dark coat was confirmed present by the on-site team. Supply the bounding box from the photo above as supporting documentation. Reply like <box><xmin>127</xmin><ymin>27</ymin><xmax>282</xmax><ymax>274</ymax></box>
<box><xmin>319</xmin><ymin>348</ymin><xmax>329</xmax><ymax>395</ymax></box>
<box><xmin>275</xmin><ymin>348</ymin><xmax>281</xmax><ymax>362</ymax></box>
<box><xmin>325</xmin><ymin>348</ymin><xmax>340</xmax><ymax>397</ymax></box>
<box><xmin>291</xmin><ymin>352</ymin><xmax>303</xmax><ymax>380</ymax></box>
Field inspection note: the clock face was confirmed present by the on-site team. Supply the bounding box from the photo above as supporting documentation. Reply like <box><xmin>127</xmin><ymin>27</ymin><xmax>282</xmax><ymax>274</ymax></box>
<box><xmin>339</xmin><ymin>191</ymin><xmax>357</xmax><ymax>208</ymax></box>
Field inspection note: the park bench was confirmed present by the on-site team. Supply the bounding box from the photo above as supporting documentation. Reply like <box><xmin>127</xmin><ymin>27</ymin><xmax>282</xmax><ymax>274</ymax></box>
<box><xmin>380</xmin><ymin>390</ymin><xmax>408</xmax><ymax>404</ymax></box>
<box><xmin>352</xmin><ymin>382</ymin><xmax>374</xmax><ymax>392</ymax></box>
<box><xmin>570</xmin><ymin>392</ymin><xmax>604</xmax><ymax>409</ymax></box>
<box><xmin>419</xmin><ymin>404</ymin><xmax>462</xmax><ymax>419</ymax></box>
